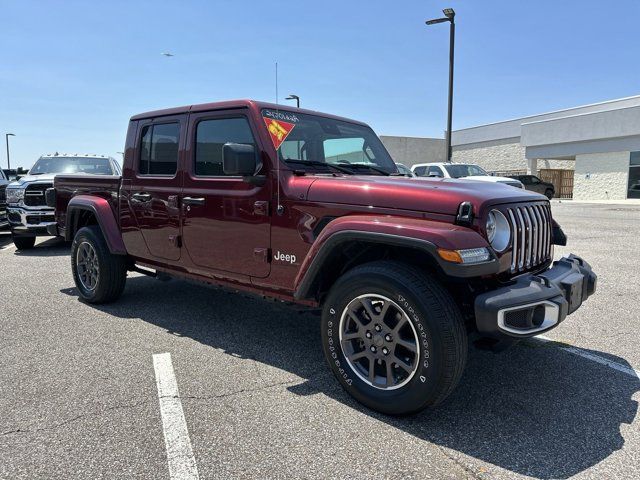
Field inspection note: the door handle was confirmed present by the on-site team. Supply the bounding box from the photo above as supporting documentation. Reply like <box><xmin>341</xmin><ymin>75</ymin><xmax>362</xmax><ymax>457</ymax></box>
<box><xmin>131</xmin><ymin>192</ymin><xmax>152</xmax><ymax>202</ymax></box>
<box><xmin>182</xmin><ymin>196</ymin><xmax>205</xmax><ymax>206</ymax></box>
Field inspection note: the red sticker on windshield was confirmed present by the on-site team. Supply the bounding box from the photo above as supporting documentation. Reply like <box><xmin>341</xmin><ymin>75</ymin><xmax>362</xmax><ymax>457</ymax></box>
<box><xmin>263</xmin><ymin>117</ymin><xmax>295</xmax><ymax>150</ymax></box>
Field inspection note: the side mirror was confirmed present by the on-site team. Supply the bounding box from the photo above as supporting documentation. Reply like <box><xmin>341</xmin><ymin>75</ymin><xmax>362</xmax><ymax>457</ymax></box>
<box><xmin>222</xmin><ymin>143</ymin><xmax>259</xmax><ymax>176</ymax></box>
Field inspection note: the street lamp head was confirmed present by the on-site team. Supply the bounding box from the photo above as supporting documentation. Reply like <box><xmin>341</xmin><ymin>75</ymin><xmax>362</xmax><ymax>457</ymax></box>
<box><xmin>425</xmin><ymin>17</ymin><xmax>449</xmax><ymax>25</ymax></box>
<box><xmin>6</xmin><ymin>133</ymin><xmax>15</xmax><ymax>137</ymax></box>
<box><xmin>285</xmin><ymin>94</ymin><xmax>300</xmax><ymax>108</ymax></box>
<box><xmin>443</xmin><ymin>8</ymin><xmax>455</xmax><ymax>19</ymax></box>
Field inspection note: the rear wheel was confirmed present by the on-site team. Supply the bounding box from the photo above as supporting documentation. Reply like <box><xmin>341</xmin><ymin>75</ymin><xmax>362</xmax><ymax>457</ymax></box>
<box><xmin>12</xmin><ymin>235</ymin><xmax>36</xmax><ymax>250</ymax></box>
<box><xmin>71</xmin><ymin>225</ymin><xmax>127</xmax><ymax>304</ymax></box>
<box><xmin>321</xmin><ymin>261</ymin><xmax>467</xmax><ymax>415</ymax></box>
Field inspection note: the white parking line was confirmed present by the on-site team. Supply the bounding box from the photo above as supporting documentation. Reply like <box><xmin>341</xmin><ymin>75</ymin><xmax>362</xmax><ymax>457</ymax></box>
<box><xmin>153</xmin><ymin>353</ymin><xmax>200</xmax><ymax>480</ymax></box>
<box><xmin>536</xmin><ymin>336</ymin><xmax>640</xmax><ymax>379</ymax></box>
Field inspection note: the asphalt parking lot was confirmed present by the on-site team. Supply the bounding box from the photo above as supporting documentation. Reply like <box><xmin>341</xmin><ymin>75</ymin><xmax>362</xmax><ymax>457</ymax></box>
<box><xmin>1</xmin><ymin>201</ymin><xmax>638</xmax><ymax>480</ymax></box>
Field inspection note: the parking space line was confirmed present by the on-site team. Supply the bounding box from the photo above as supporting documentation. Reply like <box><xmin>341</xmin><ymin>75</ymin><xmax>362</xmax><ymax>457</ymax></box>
<box><xmin>153</xmin><ymin>353</ymin><xmax>200</xmax><ymax>480</ymax></box>
<box><xmin>536</xmin><ymin>336</ymin><xmax>640</xmax><ymax>379</ymax></box>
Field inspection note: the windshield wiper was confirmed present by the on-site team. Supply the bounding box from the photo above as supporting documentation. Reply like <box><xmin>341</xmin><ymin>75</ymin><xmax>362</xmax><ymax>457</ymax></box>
<box><xmin>284</xmin><ymin>159</ymin><xmax>354</xmax><ymax>175</ymax></box>
<box><xmin>337</xmin><ymin>163</ymin><xmax>391</xmax><ymax>176</ymax></box>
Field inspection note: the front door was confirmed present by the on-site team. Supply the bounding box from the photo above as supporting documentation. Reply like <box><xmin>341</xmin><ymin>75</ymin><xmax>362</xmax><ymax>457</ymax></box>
<box><xmin>181</xmin><ymin>110</ymin><xmax>271</xmax><ymax>278</ymax></box>
<box><xmin>127</xmin><ymin>115</ymin><xmax>186</xmax><ymax>261</ymax></box>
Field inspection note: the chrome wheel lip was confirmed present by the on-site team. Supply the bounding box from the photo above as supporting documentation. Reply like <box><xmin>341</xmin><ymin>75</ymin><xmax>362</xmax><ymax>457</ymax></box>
<box><xmin>338</xmin><ymin>293</ymin><xmax>421</xmax><ymax>391</ymax></box>
<box><xmin>76</xmin><ymin>241</ymin><xmax>99</xmax><ymax>292</ymax></box>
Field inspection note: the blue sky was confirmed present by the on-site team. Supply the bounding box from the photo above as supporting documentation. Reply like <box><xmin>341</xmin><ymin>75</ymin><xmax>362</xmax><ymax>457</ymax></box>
<box><xmin>2</xmin><ymin>0</ymin><xmax>639</xmax><ymax>168</ymax></box>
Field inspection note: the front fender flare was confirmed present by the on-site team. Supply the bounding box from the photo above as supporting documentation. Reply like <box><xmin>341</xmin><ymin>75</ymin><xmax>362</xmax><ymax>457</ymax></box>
<box><xmin>293</xmin><ymin>215</ymin><xmax>498</xmax><ymax>300</ymax></box>
<box><xmin>66</xmin><ymin>195</ymin><xmax>127</xmax><ymax>255</ymax></box>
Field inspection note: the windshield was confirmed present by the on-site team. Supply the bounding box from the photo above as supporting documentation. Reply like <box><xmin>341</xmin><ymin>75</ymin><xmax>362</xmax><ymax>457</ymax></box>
<box><xmin>29</xmin><ymin>157</ymin><xmax>114</xmax><ymax>175</ymax></box>
<box><xmin>444</xmin><ymin>164</ymin><xmax>488</xmax><ymax>178</ymax></box>
<box><xmin>262</xmin><ymin>109</ymin><xmax>397</xmax><ymax>175</ymax></box>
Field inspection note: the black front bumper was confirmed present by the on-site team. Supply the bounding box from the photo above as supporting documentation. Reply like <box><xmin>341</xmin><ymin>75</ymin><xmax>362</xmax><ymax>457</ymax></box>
<box><xmin>474</xmin><ymin>255</ymin><xmax>597</xmax><ymax>338</ymax></box>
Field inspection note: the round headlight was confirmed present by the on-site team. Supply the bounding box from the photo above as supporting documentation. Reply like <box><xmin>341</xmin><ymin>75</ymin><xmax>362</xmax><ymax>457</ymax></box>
<box><xmin>486</xmin><ymin>210</ymin><xmax>510</xmax><ymax>252</ymax></box>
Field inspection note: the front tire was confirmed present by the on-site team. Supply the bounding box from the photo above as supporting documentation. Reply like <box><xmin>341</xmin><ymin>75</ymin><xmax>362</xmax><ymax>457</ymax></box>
<box><xmin>71</xmin><ymin>226</ymin><xmax>127</xmax><ymax>304</ymax></box>
<box><xmin>545</xmin><ymin>189</ymin><xmax>554</xmax><ymax>199</ymax></box>
<box><xmin>321</xmin><ymin>261</ymin><xmax>467</xmax><ymax>415</ymax></box>
<box><xmin>13</xmin><ymin>235</ymin><xmax>36</xmax><ymax>250</ymax></box>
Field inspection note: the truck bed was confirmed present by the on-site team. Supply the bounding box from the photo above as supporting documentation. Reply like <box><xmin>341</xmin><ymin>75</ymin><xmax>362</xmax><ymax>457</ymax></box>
<box><xmin>53</xmin><ymin>174</ymin><xmax>122</xmax><ymax>232</ymax></box>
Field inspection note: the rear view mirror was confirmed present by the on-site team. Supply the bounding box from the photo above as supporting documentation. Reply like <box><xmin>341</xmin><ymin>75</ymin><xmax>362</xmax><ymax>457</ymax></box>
<box><xmin>222</xmin><ymin>143</ymin><xmax>259</xmax><ymax>176</ymax></box>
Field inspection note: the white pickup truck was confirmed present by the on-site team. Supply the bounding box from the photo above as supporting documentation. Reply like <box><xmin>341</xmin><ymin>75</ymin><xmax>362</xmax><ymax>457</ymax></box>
<box><xmin>411</xmin><ymin>162</ymin><xmax>524</xmax><ymax>189</ymax></box>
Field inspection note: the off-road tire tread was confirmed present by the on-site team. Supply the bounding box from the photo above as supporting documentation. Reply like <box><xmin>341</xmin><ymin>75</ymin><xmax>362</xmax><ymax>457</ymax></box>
<box><xmin>336</xmin><ymin>260</ymin><xmax>467</xmax><ymax>412</ymax></box>
<box><xmin>72</xmin><ymin>225</ymin><xmax>126</xmax><ymax>304</ymax></box>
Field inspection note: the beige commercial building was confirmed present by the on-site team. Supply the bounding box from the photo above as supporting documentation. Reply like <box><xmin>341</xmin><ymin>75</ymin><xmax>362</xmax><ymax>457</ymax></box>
<box><xmin>382</xmin><ymin>95</ymin><xmax>640</xmax><ymax>200</ymax></box>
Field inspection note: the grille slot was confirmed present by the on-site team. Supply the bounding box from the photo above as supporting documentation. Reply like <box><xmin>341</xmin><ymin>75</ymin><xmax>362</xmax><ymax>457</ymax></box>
<box><xmin>0</xmin><ymin>185</ymin><xmax>6</xmax><ymax>204</ymax></box>
<box><xmin>24</xmin><ymin>184</ymin><xmax>52</xmax><ymax>207</ymax></box>
<box><xmin>506</xmin><ymin>203</ymin><xmax>552</xmax><ymax>273</ymax></box>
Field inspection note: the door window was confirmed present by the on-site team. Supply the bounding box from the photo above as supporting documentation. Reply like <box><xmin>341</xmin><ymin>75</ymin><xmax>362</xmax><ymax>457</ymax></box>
<box><xmin>426</xmin><ymin>166</ymin><xmax>444</xmax><ymax>177</ymax></box>
<box><xmin>413</xmin><ymin>166</ymin><xmax>427</xmax><ymax>176</ymax></box>
<box><xmin>138</xmin><ymin>123</ymin><xmax>180</xmax><ymax>176</ymax></box>
<box><xmin>195</xmin><ymin>117</ymin><xmax>256</xmax><ymax>176</ymax></box>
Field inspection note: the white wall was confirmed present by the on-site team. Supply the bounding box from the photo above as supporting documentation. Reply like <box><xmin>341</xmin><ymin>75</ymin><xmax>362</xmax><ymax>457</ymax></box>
<box><xmin>573</xmin><ymin>152</ymin><xmax>629</xmax><ymax>200</ymax></box>
<box><xmin>539</xmin><ymin>159</ymin><xmax>575</xmax><ymax>169</ymax></box>
<box><xmin>451</xmin><ymin>140</ymin><xmax>576</xmax><ymax>174</ymax></box>
<box><xmin>452</xmin><ymin>140</ymin><xmax>528</xmax><ymax>171</ymax></box>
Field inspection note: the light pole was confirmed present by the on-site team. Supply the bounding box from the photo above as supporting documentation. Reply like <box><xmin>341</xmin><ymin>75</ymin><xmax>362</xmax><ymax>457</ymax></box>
<box><xmin>5</xmin><ymin>133</ymin><xmax>15</xmax><ymax>170</ymax></box>
<box><xmin>285</xmin><ymin>94</ymin><xmax>300</xmax><ymax>108</ymax></box>
<box><xmin>426</xmin><ymin>7</ymin><xmax>455</xmax><ymax>163</ymax></box>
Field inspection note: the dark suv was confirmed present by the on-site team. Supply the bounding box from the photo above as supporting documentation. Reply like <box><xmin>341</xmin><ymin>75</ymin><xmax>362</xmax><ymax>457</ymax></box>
<box><xmin>510</xmin><ymin>175</ymin><xmax>555</xmax><ymax>199</ymax></box>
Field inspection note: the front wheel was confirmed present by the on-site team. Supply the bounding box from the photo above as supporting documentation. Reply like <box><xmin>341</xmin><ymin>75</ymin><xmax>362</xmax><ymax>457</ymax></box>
<box><xmin>71</xmin><ymin>225</ymin><xmax>127</xmax><ymax>304</ymax></box>
<box><xmin>321</xmin><ymin>261</ymin><xmax>467</xmax><ymax>415</ymax></box>
<box><xmin>545</xmin><ymin>189</ymin><xmax>554</xmax><ymax>199</ymax></box>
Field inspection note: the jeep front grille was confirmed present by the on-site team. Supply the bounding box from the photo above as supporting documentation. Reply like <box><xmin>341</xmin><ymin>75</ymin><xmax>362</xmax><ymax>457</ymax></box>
<box><xmin>24</xmin><ymin>184</ymin><xmax>52</xmax><ymax>207</ymax></box>
<box><xmin>506</xmin><ymin>203</ymin><xmax>553</xmax><ymax>273</ymax></box>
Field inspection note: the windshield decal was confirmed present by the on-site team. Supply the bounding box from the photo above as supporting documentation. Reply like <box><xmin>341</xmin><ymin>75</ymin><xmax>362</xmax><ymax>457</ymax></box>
<box><xmin>263</xmin><ymin>116</ymin><xmax>295</xmax><ymax>150</ymax></box>
<box><xmin>262</xmin><ymin>109</ymin><xmax>299</xmax><ymax>123</ymax></box>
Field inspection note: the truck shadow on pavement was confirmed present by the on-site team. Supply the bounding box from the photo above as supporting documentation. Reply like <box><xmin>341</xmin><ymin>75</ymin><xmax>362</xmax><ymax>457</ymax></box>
<box><xmin>13</xmin><ymin>237</ymin><xmax>70</xmax><ymax>257</ymax></box>
<box><xmin>62</xmin><ymin>276</ymin><xmax>639</xmax><ymax>479</ymax></box>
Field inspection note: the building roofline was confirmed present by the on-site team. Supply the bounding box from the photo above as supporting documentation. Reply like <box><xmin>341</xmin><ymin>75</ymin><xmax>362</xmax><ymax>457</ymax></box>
<box><xmin>379</xmin><ymin>134</ymin><xmax>444</xmax><ymax>141</ymax></box>
<box><xmin>453</xmin><ymin>94</ymin><xmax>640</xmax><ymax>133</ymax></box>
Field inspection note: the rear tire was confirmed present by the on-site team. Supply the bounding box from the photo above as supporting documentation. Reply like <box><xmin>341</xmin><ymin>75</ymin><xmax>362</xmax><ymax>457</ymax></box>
<box><xmin>321</xmin><ymin>261</ymin><xmax>467</xmax><ymax>415</ymax></box>
<box><xmin>13</xmin><ymin>236</ymin><xmax>36</xmax><ymax>250</ymax></box>
<box><xmin>71</xmin><ymin>225</ymin><xmax>127</xmax><ymax>304</ymax></box>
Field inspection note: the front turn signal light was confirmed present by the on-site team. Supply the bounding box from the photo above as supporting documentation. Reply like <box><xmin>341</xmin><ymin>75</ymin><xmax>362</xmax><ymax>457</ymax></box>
<box><xmin>437</xmin><ymin>247</ymin><xmax>491</xmax><ymax>264</ymax></box>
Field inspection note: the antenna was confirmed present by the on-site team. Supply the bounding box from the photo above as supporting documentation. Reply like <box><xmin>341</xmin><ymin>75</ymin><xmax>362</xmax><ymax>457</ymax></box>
<box><xmin>275</xmin><ymin>61</ymin><xmax>284</xmax><ymax>215</ymax></box>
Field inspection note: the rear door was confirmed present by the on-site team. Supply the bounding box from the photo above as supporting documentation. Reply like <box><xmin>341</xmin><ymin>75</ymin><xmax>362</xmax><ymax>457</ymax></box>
<box><xmin>180</xmin><ymin>110</ymin><xmax>271</xmax><ymax>277</ymax></box>
<box><xmin>126</xmin><ymin>115</ymin><xmax>186</xmax><ymax>261</ymax></box>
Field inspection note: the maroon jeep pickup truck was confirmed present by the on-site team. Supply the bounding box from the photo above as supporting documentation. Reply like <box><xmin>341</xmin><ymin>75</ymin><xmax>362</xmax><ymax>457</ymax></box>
<box><xmin>48</xmin><ymin>100</ymin><xmax>596</xmax><ymax>415</ymax></box>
